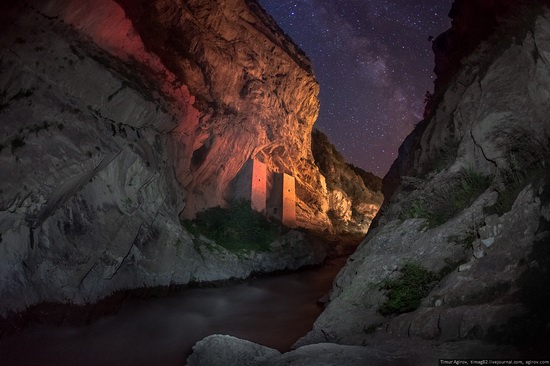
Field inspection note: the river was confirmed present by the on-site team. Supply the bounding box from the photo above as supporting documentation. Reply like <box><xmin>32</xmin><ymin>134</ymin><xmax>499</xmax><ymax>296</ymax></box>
<box><xmin>0</xmin><ymin>258</ymin><xmax>346</xmax><ymax>366</ymax></box>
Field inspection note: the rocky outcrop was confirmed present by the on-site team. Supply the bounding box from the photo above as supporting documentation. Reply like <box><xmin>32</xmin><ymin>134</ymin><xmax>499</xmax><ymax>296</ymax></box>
<box><xmin>189</xmin><ymin>1</ymin><xmax>550</xmax><ymax>362</ymax></box>
<box><xmin>311</xmin><ymin>129</ymin><xmax>382</xmax><ymax>233</ymax></box>
<box><xmin>188</xmin><ymin>230</ymin><xmax>326</xmax><ymax>283</ymax></box>
<box><xmin>427</xmin><ymin>0</ymin><xmax>547</xmax><ymax>115</ymax></box>
<box><xmin>109</xmin><ymin>0</ymin><xmax>332</xmax><ymax>231</ymax></box>
<box><xmin>1</xmin><ymin>0</ymin><xmax>194</xmax><ymax>316</ymax></box>
<box><xmin>301</xmin><ymin>1</ymin><xmax>550</xmax><ymax>355</ymax></box>
<box><xmin>0</xmin><ymin>0</ymin><xmax>356</xmax><ymax>317</ymax></box>
<box><xmin>187</xmin><ymin>334</ymin><xmax>413</xmax><ymax>366</ymax></box>
<box><xmin>187</xmin><ymin>334</ymin><xmax>518</xmax><ymax>365</ymax></box>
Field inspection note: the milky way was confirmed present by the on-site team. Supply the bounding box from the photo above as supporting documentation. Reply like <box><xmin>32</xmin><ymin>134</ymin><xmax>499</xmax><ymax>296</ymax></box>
<box><xmin>259</xmin><ymin>0</ymin><xmax>453</xmax><ymax>177</ymax></box>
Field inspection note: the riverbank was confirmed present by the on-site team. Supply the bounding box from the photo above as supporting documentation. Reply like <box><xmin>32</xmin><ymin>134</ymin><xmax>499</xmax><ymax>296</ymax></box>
<box><xmin>0</xmin><ymin>254</ymin><xmax>350</xmax><ymax>366</ymax></box>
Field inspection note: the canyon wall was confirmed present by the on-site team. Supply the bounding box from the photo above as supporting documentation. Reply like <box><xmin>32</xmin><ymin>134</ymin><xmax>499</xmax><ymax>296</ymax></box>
<box><xmin>0</xmin><ymin>0</ymin><xmax>379</xmax><ymax>317</ymax></box>
<box><xmin>311</xmin><ymin>129</ymin><xmax>383</xmax><ymax>233</ymax></box>
<box><xmin>189</xmin><ymin>1</ymin><xmax>550</xmax><ymax>363</ymax></box>
<box><xmin>108</xmin><ymin>0</ymin><xmax>332</xmax><ymax>230</ymax></box>
<box><xmin>302</xmin><ymin>0</ymin><xmax>550</xmax><ymax>355</ymax></box>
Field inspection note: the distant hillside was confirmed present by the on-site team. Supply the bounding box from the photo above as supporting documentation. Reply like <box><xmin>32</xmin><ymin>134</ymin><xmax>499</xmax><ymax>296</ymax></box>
<box><xmin>311</xmin><ymin>129</ymin><xmax>383</xmax><ymax>233</ymax></box>
<box><xmin>347</xmin><ymin>164</ymin><xmax>382</xmax><ymax>193</ymax></box>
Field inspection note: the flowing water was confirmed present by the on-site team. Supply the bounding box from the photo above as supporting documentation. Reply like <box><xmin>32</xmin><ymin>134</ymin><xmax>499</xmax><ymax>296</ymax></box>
<box><xmin>0</xmin><ymin>258</ymin><xmax>346</xmax><ymax>366</ymax></box>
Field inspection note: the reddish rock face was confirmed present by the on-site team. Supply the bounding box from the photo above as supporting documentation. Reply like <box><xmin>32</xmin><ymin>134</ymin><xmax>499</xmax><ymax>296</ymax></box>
<box><xmin>27</xmin><ymin>0</ymin><xmax>334</xmax><ymax>229</ymax></box>
<box><xmin>33</xmin><ymin>0</ymin><xmax>381</xmax><ymax>232</ymax></box>
<box><xmin>0</xmin><ymin>0</ymin><xmax>381</xmax><ymax>316</ymax></box>
<box><xmin>106</xmin><ymin>0</ymin><xmax>331</xmax><ymax>229</ymax></box>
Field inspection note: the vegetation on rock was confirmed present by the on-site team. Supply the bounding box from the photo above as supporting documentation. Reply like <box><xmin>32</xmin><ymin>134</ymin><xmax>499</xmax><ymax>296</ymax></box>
<box><xmin>184</xmin><ymin>200</ymin><xmax>281</xmax><ymax>253</ymax></box>
<box><xmin>486</xmin><ymin>125</ymin><xmax>550</xmax><ymax>216</ymax></box>
<box><xmin>401</xmin><ymin>166</ymin><xmax>491</xmax><ymax>228</ymax></box>
<box><xmin>379</xmin><ymin>262</ymin><xmax>439</xmax><ymax>316</ymax></box>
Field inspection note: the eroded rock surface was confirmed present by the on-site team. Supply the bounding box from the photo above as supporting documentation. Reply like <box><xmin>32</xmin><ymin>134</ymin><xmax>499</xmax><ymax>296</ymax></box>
<box><xmin>0</xmin><ymin>0</ymin><xmax>378</xmax><ymax>318</ymax></box>
<box><xmin>109</xmin><ymin>0</ymin><xmax>334</xmax><ymax>231</ymax></box>
<box><xmin>312</xmin><ymin>129</ymin><xmax>383</xmax><ymax>233</ymax></box>
<box><xmin>189</xmin><ymin>2</ymin><xmax>550</xmax><ymax>363</ymax></box>
<box><xmin>300</xmin><ymin>3</ymin><xmax>550</xmax><ymax>355</ymax></box>
<box><xmin>187</xmin><ymin>334</ymin><xmax>518</xmax><ymax>366</ymax></box>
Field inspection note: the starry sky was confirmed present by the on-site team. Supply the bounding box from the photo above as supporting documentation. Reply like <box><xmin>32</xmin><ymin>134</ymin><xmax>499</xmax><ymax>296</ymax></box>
<box><xmin>259</xmin><ymin>0</ymin><xmax>454</xmax><ymax>177</ymax></box>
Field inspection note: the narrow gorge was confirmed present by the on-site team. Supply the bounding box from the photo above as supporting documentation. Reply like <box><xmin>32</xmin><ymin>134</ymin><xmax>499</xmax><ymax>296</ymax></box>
<box><xmin>1</xmin><ymin>0</ymin><xmax>549</xmax><ymax>365</ymax></box>
<box><xmin>0</xmin><ymin>0</ymin><xmax>381</xmax><ymax>321</ymax></box>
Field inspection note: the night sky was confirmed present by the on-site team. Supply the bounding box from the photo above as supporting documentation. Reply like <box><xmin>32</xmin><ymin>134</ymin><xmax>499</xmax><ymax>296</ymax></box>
<box><xmin>259</xmin><ymin>0</ymin><xmax>453</xmax><ymax>177</ymax></box>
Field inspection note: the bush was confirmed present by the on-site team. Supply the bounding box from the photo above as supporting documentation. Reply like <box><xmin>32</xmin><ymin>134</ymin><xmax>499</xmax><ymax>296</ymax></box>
<box><xmin>379</xmin><ymin>262</ymin><xmax>439</xmax><ymax>316</ymax></box>
<box><xmin>485</xmin><ymin>168</ymin><xmax>546</xmax><ymax>216</ymax></box>
<box><xmin>401</xmin><ymin>200</ymin><xmax>430</xmax><ymax>221</ymax></box>
<box><xmin>485</xmin><ymin>124</ymin><xmax>550</xmax><ymax>216</ymax></box>
<box><xmin>184</xmin><ymin>200</ymin><xmax>280</xmax><ymax>253</ymax></box>
<box><xmin>401</xmin><ymin>166</ymin><xmax>491</xmax><ymax>228</ymax></box>
<box><xmin>453</xmin><ymin>166</ymin><xmax>492</xmax><ymax>207</ymax></box>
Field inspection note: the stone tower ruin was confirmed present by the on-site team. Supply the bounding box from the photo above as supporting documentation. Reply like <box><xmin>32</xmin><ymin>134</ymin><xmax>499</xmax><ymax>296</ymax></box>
<box><xmin>233</xmin><ymin>158</ymin><xmax>296</xmax><ymax>227</ymax></box>
<box><xmin>233</xmin><ymin>158</ymin><xmax>267</xmax><ymax>213</ymax></box>
<box><xmin>267</xmin><ymin>172</ymin><xmax>297</xmax><ymax>228</ymax></box>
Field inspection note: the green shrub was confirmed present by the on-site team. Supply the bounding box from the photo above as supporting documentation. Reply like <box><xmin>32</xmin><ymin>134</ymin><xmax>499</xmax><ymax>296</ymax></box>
<box><xmin>485</xmin><ymin>167</ymin><xmax>546</xmax><ymax>216</ymax></box>
<box><xmin>451</xmin><ymin>166</ymin><xmax>492</xmax><ymax>209</ymax></box>
<box><xmin>379</xmin><ymin>262</ymin><xmax>439</xmax><ymax>316</ymax></box>
<box><xmin>184</xmin><ymin>200</ymin><xmax>280</xmax><ymax>253</ymax></box>
<box><xmin>401</xmin><ymin>167</ymin><xmax>491</xmax><ymax>228</ymax></box>
<box><xmin>401</xmin><ymin>200</ymin><xmax>430</xmax><ymax>220</ymax></box>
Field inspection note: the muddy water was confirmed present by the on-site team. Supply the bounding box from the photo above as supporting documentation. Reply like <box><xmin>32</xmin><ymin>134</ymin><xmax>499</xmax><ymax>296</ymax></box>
<box><xmin>0</xmin><ymin>258</ymin><xmax>346</xmax><ymax>366</ymax></box>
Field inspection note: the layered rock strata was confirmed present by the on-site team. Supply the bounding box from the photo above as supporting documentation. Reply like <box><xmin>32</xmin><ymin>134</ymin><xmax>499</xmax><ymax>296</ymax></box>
<box><xmin>311</xmin><ymin>129</ymin><xmax>383</xmax><ymax>233</ymax></box>
<box><xmin>109</xmin><ymin>0</ymin><xmax>332</xmax><ymax>231</ymax></box>
<box><xmin>0</xmin><ymin>0</ymin><xmax>374</xmax><ymax>317</ymax></box>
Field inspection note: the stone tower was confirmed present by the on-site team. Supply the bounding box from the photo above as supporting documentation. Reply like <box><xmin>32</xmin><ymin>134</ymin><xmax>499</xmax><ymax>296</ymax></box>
<box><xmin>268</xmin><ymin>172</ymin><xmax>296</xmax><ymax>228</ymax></box>
<box><xmin>233</xmin><ymin>158</ymin><xmax>267</xmax><ymax>213</ymax></box>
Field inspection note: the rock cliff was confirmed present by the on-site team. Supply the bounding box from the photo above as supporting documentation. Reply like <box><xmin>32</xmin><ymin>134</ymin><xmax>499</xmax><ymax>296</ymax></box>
<box><xmin>311</xmin><ymin>129</ymin><xmax>382</xmax><ymax>233</ymax></box>
<box><xmin>427</xmin><ymin>0</ymin><xmax>546</xmax><ymax>115</ymax></box>
<box><xmin>302</xmin><ymin>0</ymin><xmax>550</xmax><ymax>355</ymax></box>
<box><xmin>109</xmin><ymin>0</ymin><xmax>333</xmax><ymax>231</ymax></box>
<box><xmin>0</xmin><ymin>0</ymin><xmax>378</xmax><ymax>318</ymax></box>
<box><xmin>189</xmin><ymin>1</ymin><xmax>550</xmax><ymax>363</ymax></box>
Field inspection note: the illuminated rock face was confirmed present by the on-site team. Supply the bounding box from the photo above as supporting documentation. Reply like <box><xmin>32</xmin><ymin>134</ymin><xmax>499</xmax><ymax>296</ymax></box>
<box><xmin>108</xmin><ymin>0</ymin><xmax>333</xmax><ymax>231</ymax></box>
<box><xmin>311</xmin><ymin>130</ymin><xmax>383</xmax><ymax>233</ymax></box>
<box><xmin>18</xmin><ymin>0</ymin><xmax>333</xmax><ymax>230</ymax></box>
<box><xmin>0</xmin><ymin>0</ymin><xmax>355</xmax><ymax>315</ymax></box>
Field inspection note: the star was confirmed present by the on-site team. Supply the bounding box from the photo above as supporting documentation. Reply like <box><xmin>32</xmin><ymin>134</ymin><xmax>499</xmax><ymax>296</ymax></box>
<box><xmin>259</xmin><ymin>0</ymin><xmax>452</xmax><ymax>177</ymax></box>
